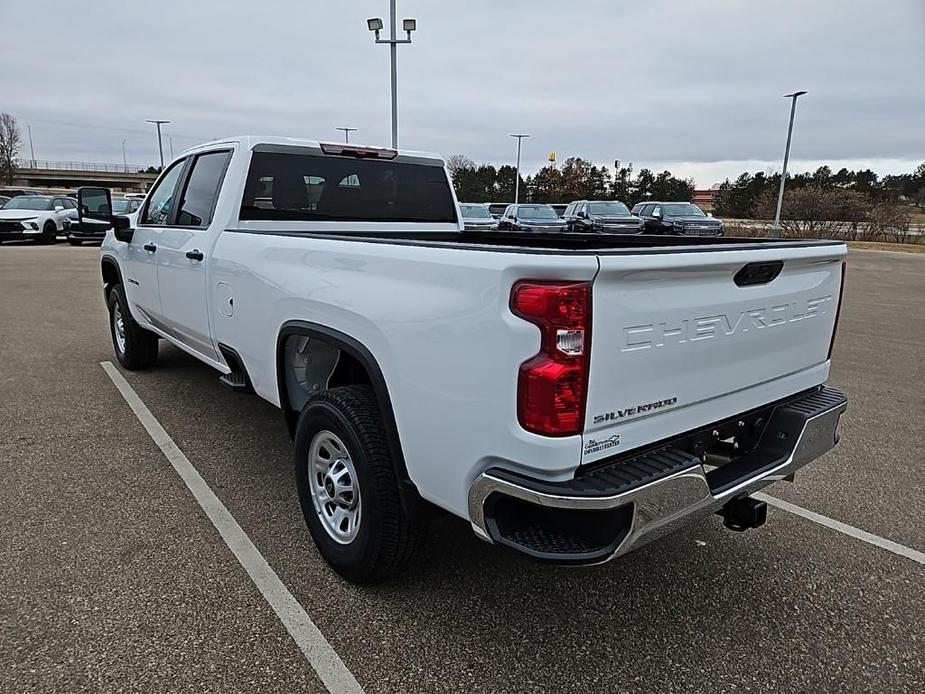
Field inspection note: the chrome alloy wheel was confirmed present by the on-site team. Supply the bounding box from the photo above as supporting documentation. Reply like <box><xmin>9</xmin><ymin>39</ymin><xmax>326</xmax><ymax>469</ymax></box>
<box><xmin>113</xmin><ymin>304</ymin><xmax>126</xmax><ymax>354</ymax></box>
<box><xmin>308</xmin><ymin>430</ymin><xmax>361</xmax><ymax>544</ymax></box>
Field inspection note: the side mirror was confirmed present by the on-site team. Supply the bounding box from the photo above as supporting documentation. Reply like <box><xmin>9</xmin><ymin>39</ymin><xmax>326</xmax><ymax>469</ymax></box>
<box><xmin>577</xmin><ymin>210</ymin><xmax>586</xmax><ymax>218</ymax></box>
<box><xmin>113</xmin><ymin>216</ymin><xmax>133</xmax><ymax>243</ymax></box>
<box><xmin>77</xmin><ymin>186</ymin><xmax>115</xmax><ymax>234</ymax></box>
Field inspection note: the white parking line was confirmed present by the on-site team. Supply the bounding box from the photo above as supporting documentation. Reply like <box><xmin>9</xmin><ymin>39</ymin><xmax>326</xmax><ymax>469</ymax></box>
<box><xmin>755</xmin><ymin>492</ymin><xmax>925</xmax><ymax>566</ymax></box>
<box><xmin>101</xmin><ymin>362</ymin><xmax>364</xmax><ymax>694</ymax></box>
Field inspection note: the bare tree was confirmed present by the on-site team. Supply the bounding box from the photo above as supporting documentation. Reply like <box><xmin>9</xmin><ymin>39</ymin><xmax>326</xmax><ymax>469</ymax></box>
<box><xmin>445</xmin><ymin>154</ymin><xmax>475</xmax><ymax>180</ymax></box>
<box><xmin>0</xmin><ymin>113</ymin><xmax>22</xmax><ymax>184</ymax></box>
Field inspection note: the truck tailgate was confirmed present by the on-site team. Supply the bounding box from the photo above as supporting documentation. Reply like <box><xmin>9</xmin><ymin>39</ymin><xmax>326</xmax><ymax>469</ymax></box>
<box><xmin>582</xmin><ymin>243</ymin><xmax>846</xmax><ymax>463</ymax></box>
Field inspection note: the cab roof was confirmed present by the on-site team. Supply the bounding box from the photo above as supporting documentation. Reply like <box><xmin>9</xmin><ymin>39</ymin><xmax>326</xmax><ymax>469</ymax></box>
<box><xmin>178</xmin><ymin>135</ymin><xmax>446</xmax><ymax>166</ymax></box>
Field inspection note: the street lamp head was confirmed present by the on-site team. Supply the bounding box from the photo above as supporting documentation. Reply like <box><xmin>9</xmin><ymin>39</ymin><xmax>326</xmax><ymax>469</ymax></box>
<box><xmin>403</xmin><ymin>18</ymin><xmax>416</xmax><ymax>32</ymax></box>
<box><xmin>784</xmin><ymin>90</ymin><xmax>808</xmax><ymax>98</ymax></box>
<box><xmin>367</xmin><ymin>17</ymin><xmax>383</xmax><ymax>32</ymax></box>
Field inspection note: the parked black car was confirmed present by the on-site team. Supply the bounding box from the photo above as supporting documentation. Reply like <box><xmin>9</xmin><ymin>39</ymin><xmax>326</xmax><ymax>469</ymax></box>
<box><xmin>497</xmin><ymin>204</ymin><xmax>566</xmax><ymax>232</ymax></box>
<box><xmin>563</xmin><ymin>200</ymin><xmax>643</xmax><ymax>234</ymax></box>
<box><xmin>632</xmin><ymin>201</ymin><xmax>724</xmax><ymax>236</ymax></box>
<box><xmin>458</xmin><ymin>203</ymin><xmax>497</xmax><ymax>231</ymax></box>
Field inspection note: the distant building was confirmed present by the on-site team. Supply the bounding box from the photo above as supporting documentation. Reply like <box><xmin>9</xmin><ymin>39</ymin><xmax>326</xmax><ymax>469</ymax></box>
<box><xmin>693</xmin><ymin>186</ymin><xmax>721</xmax><ymax>212</ymax></box>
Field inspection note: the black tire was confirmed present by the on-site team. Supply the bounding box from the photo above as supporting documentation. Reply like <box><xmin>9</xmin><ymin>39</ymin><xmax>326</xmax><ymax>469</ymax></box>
<box><xmin>68</xmin><ymin>238</ymin><xmax>83</xmax><ymax>246</ymax></box>
<box><xmin>107</xmin><ymin>284</ymin><xmax>158</xmax><ymax>370</ymax></box>
<box><xmin>40</xmin><ymin>221</ymin><xmax>57</xmax><ymax>244</ymax></box>
<box><xmin>294</xmin><ymin>385</ymin><xmax>422</xmax><ymax>583</ymax></box>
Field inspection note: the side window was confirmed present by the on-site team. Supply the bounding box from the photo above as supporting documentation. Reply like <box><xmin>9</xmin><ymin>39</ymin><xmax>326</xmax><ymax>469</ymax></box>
<box><xmin>653</xmin><ymin>205</ymin><xmax>662</xmax><ymax>217</ymax></box>
<box><xmin>141</xmin><ymin>160</ymin><xmax>186</xmax><ymax>225</ymax></box>
<box><xmin>52</xmin><ymin>198</ymin><xmax>65</xmax><ymax>209</ymax></box>
<box><xmin>176</xmin><ymin>151</ymin><xmax>232</xmax><ymax>227</ymax></box>
<box><xmin>66</xmin><ymin>198</ymin><xmax>78</xmax><ymax>209</ymax></box>
<box><xmin>564</xmin><ymin>204</ymin><xmax>574</xmax><ymax>217</ymax></box>
<box><xmin>578</xmin><ymin>203</ymin><xmax>587</xmax><ymax>216</ymax></box>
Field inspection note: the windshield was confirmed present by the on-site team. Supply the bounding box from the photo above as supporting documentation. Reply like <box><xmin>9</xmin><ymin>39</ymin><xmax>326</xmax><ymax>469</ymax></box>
<box><xmin>588</xmin><ymin>202</ymin><xmax>630</xmax><ymax>216</ymax></box>
<box><xmin>517</xmin><ymin>205</ymin><xmax>559</xmax><ymax>220</ymax></box>
<box><xmin>4</xmin><ymin>196</ymin><xmax>52</xmax><ymax>211</ymax></box>
<box><xmin>459</xmin><ymin>204</ymin><xmax>492</xmax><ymax>219</ymax></box>
<box><xmin>662</xmin><ymin>203</ymin><xmax>705</xmax><ymax>217</ymax></box>
<box><xmin>112</xmin><ymin>198</ymin><xmax>137</xmax><ymax>214</ymax></box>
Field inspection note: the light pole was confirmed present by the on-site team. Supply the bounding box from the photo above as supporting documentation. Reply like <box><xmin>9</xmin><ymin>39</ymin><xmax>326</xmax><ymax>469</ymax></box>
<box><xmin>121</xmin><ymin>139</ymin><xmax>127</xmax><ymax>172</ymax></box>
<box><xmin>510</xmin><ymin>134</ymin><xmax>530</xmax><ymax>204</ymax></box>
<box><xmin>27</xmin><ymin>125</ymin><xmax>36</xmax><ymax>167</ymax></box>
<box><xmin>367</xmin><ymin>2</ymin><xmax>417</xmax><ymax>149</ymax></box>
<box><xmin>771</xmin><ymin>91</ymin><xmax>807</xmax><ymax>238</ymax></box>
<box><xmin>146</xmin><ymin>119</ymin><xmax>170</xmax><ymax>168</ymax></box>
<box><xmin>168</xmin><ymin>135</ymin><xmax>174</xmax><ymax>159</ymax></box>
<box><xmin>336</xmin><ymin>127</ymin><xmax>358</xmax><ymax>143</ymax></box>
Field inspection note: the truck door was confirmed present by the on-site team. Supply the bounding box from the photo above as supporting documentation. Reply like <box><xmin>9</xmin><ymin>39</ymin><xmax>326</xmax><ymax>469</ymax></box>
<box><xmin>156</xmin><ymin>150</ymin><xmax>232</xmax><ymax>361</ymax></box>
<box><xmin>125</xmin><ymin>159</ymin><xmax>188</xmax><ymax>326</ymax></box>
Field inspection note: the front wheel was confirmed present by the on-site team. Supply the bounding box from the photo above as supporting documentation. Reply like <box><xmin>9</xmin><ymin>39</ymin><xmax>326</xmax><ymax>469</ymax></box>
<box><xmin>294</xmin><ymin>385</ymin><xmax>423</xmax><ymax>583</ymax></box>
<box><xmin>107</xmin><ymin>284</ymin><xmax>158</xmax><ymax>369</ymax></box>
<box><xmin>40</xmin><ymin>221</ymin><xmax>57</xmax><ymax>244</ymax></box>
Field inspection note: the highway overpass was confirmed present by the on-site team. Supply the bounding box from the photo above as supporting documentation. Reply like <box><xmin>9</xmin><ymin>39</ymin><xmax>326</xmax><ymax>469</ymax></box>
<box><xmin>9</xmin><ymin>160</ymin><xmax>159</xmax><ymax>192</ymax></box>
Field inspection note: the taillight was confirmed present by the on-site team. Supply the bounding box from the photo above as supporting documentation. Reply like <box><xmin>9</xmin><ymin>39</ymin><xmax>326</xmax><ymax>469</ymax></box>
<box><xmin>511</xmin><ymin>281</ymin><xmax>591</xmax><ymax>436</ymax></box>
<box><xmin>827</xmin><ymin>260</ymin><xmax>846</xmax><ymax>360</ymax></box>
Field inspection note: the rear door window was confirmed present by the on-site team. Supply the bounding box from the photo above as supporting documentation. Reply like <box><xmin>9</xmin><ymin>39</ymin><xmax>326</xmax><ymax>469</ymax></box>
<box><xmin>176</xmin><ymin>150</ymin><xmax>232</xmax><ymax>227</ymax></box>
<box><xmin>240</xmin><ymin>151</ymin><xmax>457</xmax><ymax>224</ymax></box>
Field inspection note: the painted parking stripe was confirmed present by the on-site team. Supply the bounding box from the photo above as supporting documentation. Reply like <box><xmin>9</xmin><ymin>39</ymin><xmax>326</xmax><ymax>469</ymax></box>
<box><xmin>101</xmin><ymin>362</ymin><xmax>364</xmax><ymax>694</ymax></box>
<box><xmin>755</xmin><ymin>492</ymin><xmax>925</xmax><ymax>566</ymax></box>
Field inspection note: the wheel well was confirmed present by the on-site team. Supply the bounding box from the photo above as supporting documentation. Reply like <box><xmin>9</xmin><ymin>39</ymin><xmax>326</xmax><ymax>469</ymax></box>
<box><xmin>279</xmin><ymin>333</ymin><xmax>372</xmax><ymax>416</ymax></box>
<box><xmin>276</xmin><ymin>321</ymin><xmax>424</xmax><ymax>516</ymax></box>
<box><xmin>101</xmin><ymin>259</ymin><xmax>120</xmax><ymax>299</ymax></box>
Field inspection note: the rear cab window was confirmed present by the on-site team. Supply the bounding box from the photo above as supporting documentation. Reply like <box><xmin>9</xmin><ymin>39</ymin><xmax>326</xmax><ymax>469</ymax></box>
<box><xmin>239</xmin><ymin>149</ymin><xmax>458</xmax><ymax>227</ymax></box>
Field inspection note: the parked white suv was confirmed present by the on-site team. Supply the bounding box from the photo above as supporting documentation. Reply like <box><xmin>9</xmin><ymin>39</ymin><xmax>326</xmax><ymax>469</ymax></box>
<box><xmin>0</xmin><ymin>195</ymin><xmax>75</xmax><ymax>244</ymax></box>
<box><xmin>84</xmin><ymin>136</ymin><xmax>848</xmax><ymax>583</ymax></box>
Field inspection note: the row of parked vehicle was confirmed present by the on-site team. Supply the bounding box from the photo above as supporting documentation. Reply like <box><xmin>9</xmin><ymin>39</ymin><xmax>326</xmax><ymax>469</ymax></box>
<box><xmin>0</xmin><ymin>189</ymin><xmax>142</xmax><ymax>245</ymax></box>
<box><xmin>458</xmin><ymin>200</ymin><xmax>725</xmax><ymax>236</ymax></box>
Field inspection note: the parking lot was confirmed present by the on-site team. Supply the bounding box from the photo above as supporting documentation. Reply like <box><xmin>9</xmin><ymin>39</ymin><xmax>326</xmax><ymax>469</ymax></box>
<box><xmin>1</xmin><ymin>244</ymin><xmax>922</xmax><ymax>693</ymax></box>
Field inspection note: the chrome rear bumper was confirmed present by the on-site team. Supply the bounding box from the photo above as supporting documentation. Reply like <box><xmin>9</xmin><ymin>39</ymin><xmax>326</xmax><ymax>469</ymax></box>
<box><xmin>468</xmin><ymin>386</ymin><xmax>847</xmax><ymax>564</ymax></box>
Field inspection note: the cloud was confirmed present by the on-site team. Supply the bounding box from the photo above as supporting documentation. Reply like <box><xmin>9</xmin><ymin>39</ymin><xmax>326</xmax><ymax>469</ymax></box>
<box><xmin>1</xmin><ymin>0</ymin><xmax>922</xmax><ymax>185</ymax></box>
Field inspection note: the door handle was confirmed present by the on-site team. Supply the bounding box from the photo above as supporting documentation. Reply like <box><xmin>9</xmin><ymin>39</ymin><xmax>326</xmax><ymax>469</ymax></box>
<box><xmin>185</xmin><ymin>249</ymin><xmax>204</xmax><ymax>262</ymax></box>
<box><xmin>143</xmin><ymin>243</ymin><xmax>157</xmax><ymax>253</ymax></box>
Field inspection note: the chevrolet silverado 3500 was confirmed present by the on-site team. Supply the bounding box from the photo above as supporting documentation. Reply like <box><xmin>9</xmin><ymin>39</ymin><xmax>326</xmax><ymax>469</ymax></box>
<box><xmin>80</xmin><ymin>136</ymin><xmax>848</xmax><ymax>583</ymax></box>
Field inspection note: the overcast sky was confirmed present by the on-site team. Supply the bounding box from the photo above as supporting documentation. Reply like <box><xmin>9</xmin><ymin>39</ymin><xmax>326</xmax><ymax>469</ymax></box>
<box><xmin>2</xmin><ymin>0</ymin><xmax>923</xmax><ymax>186</ymax></box>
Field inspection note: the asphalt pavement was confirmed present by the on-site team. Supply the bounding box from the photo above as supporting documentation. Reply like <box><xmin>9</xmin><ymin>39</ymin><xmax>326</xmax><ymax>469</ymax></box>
<box><xmin>0</xmin><ymin>243</ymin><xmax>922</xmax><ymax>693</ymax></box>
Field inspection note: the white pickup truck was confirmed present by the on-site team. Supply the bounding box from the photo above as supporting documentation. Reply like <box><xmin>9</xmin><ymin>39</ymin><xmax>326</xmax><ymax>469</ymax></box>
<box><xmin>81</xmin><ymin>136</ymin><xmax>848</xmax><ymax>583</ymax></box>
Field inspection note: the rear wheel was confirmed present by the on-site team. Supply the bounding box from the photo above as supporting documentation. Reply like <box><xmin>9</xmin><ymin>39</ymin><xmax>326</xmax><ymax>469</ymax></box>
<box><xmin>294</xmin><ymin>385</ymin><xmax>423</xmax><ymax>583</ymax></box>
<box><xmin>107</xmin><ymin>284</ymin><xmax>158</xmax><ymax>369</ymax></box>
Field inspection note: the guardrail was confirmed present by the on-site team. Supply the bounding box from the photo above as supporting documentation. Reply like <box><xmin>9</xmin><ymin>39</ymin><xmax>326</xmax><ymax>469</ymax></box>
<box><xmin>15</xmin><ymin>160</ymin><xmax>152</xmax><ymax>173</ymax></box>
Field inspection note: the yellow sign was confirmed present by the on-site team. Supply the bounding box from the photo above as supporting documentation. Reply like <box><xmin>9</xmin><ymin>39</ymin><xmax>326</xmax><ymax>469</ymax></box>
<box><xmin>548</xmin><ymin>151</ymin><xmax>556</xmax><ymax>162</ymax></box>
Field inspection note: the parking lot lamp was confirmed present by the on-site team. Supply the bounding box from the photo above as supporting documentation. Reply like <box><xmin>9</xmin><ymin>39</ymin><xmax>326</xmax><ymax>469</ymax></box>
<box><xmin>367</xmin><ymin>1</ymin><xmax>416</xmax><ymax>149</ymax></box>
<box><xmin>146</xmin><ymin>119</ymin><xmax>170</xmax><ymax>169</ymax></box>
<box><xmin>336</xmin><ymin>127</ymin><xmax>358</xmax><ymax>143</ymax></box>
<box><xmin>771</xmin><ymin>91</ymin><xmax>807</xmax><ymax>238</ymax></box>
<box><xmin>510</xmin><ymin>134</ymin><xmax>530</xmax><ymax>204</ymax></box>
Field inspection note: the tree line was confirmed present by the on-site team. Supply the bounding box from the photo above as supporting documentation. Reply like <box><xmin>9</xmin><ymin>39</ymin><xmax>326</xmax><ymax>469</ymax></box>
<box><xmin>713</xmin><ymin>164</ymin><xmax>925</xmax><ymax>218</ymax></box>
<box><xmin>447</xmin><ymin>154</ymin><xmax>694</xmax><ymax>207</ymax></box>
